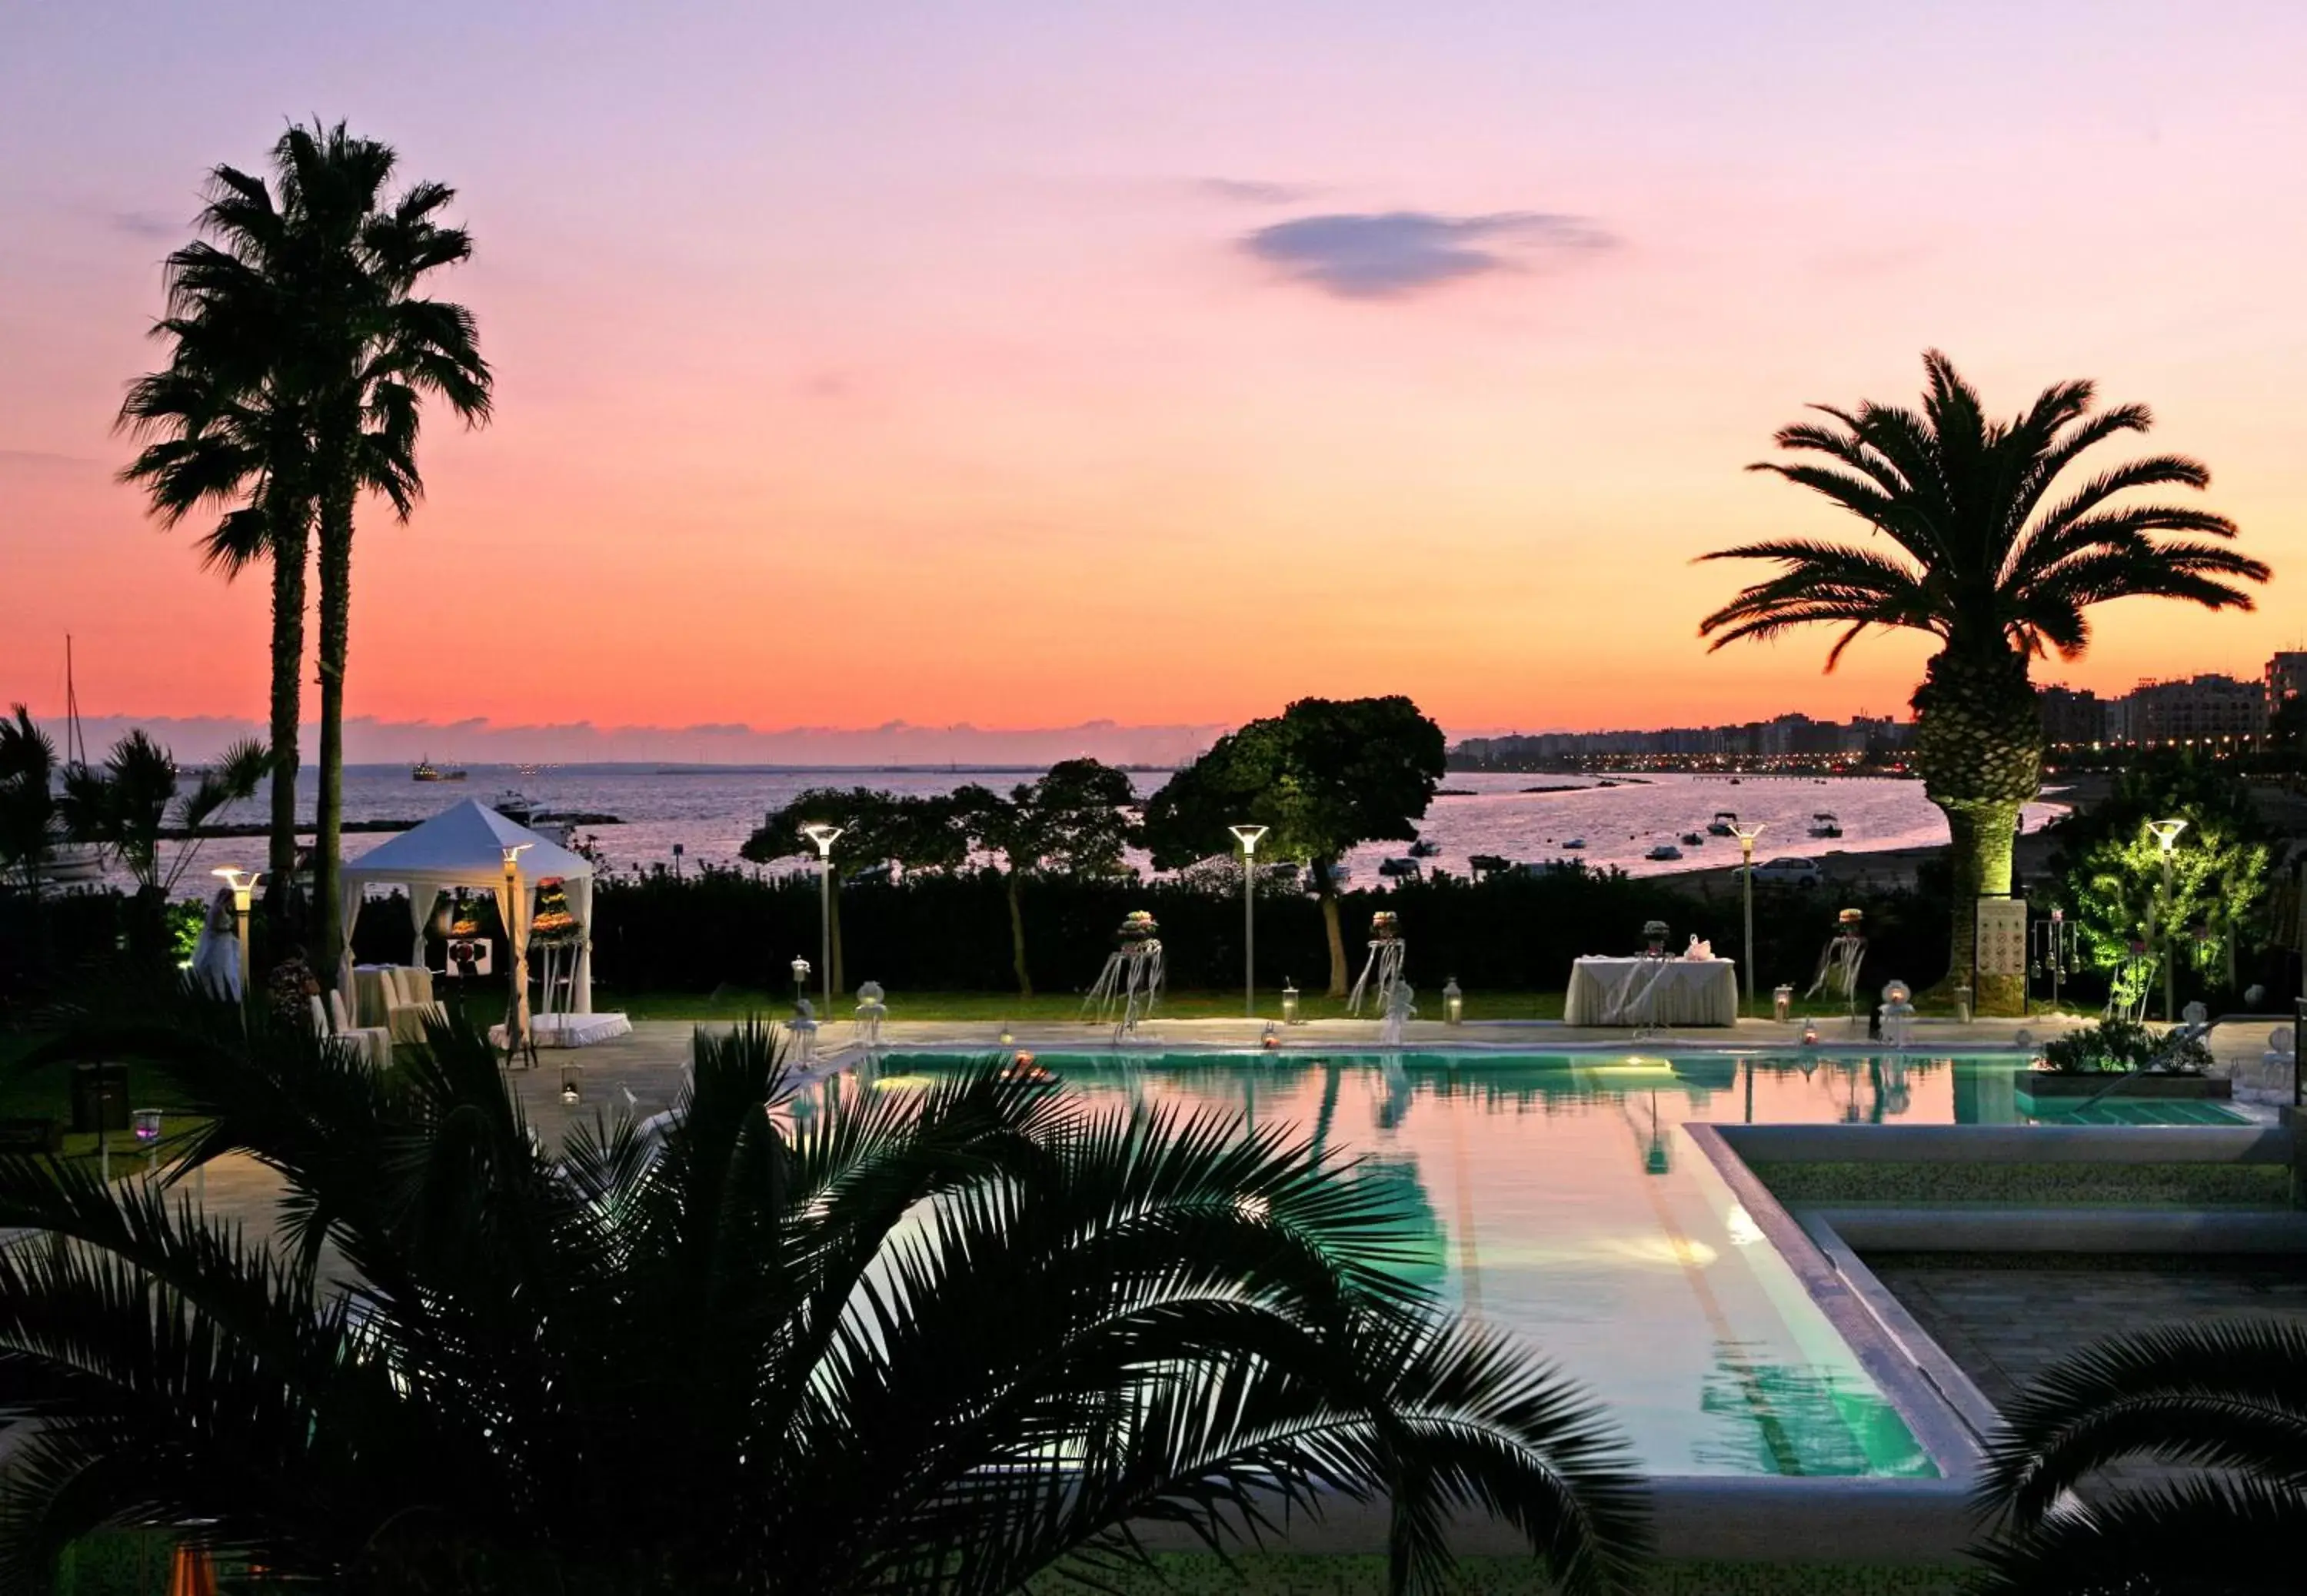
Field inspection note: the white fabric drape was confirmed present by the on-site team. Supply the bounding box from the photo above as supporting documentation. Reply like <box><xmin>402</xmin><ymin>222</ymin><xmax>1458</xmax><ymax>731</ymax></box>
<box><xmin>408</xmin><ymin>887</ymin><xmax>437</xmax><ymax>968</ymax></box>
<box><xmin>494</xmin><ymin>871</ymin><xmax>532</xmax><ymax>1043</ymax></box>
<box><xmin>338</xmin><ymin>887</ymin><xmax>365</xmax><ymax>999</ymax></box>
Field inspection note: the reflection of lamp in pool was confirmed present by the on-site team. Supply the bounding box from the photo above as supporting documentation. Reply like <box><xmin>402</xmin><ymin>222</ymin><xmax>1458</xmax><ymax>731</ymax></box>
<box><xmin>1641</xmin><ymin>1090</ymin><xmax>1671</xmax><ymax>1175</ymax></box>
<box><xmin>1377</xmin><ymin>1056</ymin><xmax>1411</xmax><ymax>1131</ymax></box>
<box><xmin>1870</xmin><ymin>1053</ymin><xmax>1911</xmax><ymax>1119</ymax></box>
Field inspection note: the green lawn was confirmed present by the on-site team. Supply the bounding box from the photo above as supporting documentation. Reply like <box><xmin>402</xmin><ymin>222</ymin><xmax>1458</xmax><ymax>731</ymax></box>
<box><xmin>0</xmin><ymin>1029</ymin><xmax>209</xmax><ymax>1174</ymax></box>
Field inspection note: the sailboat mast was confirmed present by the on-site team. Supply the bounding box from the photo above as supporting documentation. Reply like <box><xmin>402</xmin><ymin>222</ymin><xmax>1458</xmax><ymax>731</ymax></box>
<box><xmin>65</xmin><ymin>633</ymin><xmax>86</xmax><ymax>767</ymax></box>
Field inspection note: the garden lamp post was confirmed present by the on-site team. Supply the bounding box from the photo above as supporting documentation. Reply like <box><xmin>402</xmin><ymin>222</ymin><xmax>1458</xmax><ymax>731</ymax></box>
<box><xmin>801</xmin><ymin>822</ymin><xmax>844</xmax><ymax>1011</ymax></box>
<box><xmin>1228</xmin><ymin>823</ymin><xmax>1268</xmax><ymax>1018</ymax></box>
<box><xmin>2148</xmin><ymin>818</ymin><xmax>2188</xmax><ymax>1022</ymax></box>
<box><xmin>210</xmin><ymin>865</ymin><xmax>258</xmax><ymax>1002</ymax></box>
<box><xmin>1730</xmin><ymin>822</ymin><xmax>1766</xmax><ymax>1013</ymax></box>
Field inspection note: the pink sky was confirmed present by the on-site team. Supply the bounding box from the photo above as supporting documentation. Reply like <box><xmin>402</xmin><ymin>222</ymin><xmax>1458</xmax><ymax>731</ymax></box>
<box><xmin>5</xmin><ymin>2</ymin><xmax>2302</xmax><ymax>756</ymax></box>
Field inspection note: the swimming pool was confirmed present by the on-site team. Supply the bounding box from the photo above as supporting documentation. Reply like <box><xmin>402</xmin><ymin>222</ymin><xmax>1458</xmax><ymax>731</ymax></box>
<box><xmin>861</xmin><ymin>1050</ymin><xmax>2139</xmax><ymax>1479</ymax></box>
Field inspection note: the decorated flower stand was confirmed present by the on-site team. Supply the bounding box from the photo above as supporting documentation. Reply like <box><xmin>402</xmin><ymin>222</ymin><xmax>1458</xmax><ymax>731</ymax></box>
<box><xmin>1083</xmin><ymin>912</ymin><xmax>1164</xmax><ymax>1041</ymax></box>
<box><xmin>854</xmin><ymin>980</ymin><xmax>888</xmax><ymax>1051</ymax></box>
<box><xmin>1347</xmin><ymin>912</ymin><xmax>1407</xmax><ymax>1018</ymax></box>
<box><xmin>1806</xmin><ymin>908</ymin><xmax>1869</xmax><ymax>1030</ymax></box>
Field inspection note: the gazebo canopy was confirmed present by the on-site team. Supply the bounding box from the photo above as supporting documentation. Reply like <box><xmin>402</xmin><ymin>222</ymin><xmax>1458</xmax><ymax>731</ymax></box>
<box><xmin>342</xmin><ymin>800</ymin><xmax>598</xmax><ymax>1012</ymax></box>
<box><xmin>344</xmin><ymin>798</ymin><xmax>591</xmax><ymax>886</ymax></box>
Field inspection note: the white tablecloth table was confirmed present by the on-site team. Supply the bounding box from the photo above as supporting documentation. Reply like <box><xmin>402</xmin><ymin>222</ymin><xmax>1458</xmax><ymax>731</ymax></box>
<box><xmin>351</xmin><ymin>964</ymin><xmax>431</xmax><ymax>1030</ymax></box>
<box><xmin>1563</xmin><ymin>957</ymin><xmax>1739</xmax><ymax>1027</ymax></box>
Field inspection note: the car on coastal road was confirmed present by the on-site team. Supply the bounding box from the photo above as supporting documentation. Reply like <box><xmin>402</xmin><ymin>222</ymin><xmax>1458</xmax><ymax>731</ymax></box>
<box><xmin>1743</xmin><ymin>856</ymin><xmax>1823</xmax><ymax>887</ymax></box>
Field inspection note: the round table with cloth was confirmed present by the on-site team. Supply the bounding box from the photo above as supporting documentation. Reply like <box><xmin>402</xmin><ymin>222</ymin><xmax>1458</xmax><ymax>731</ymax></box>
<box><xmin>1563</xmin><ymin>957</ymin><xmax>1739</xmax><ymax>1027</ymax></box>
<box><xmin>352</xmin><ymin>963</ymin><xmax>431</xmax><ymax>1029</ymax></box>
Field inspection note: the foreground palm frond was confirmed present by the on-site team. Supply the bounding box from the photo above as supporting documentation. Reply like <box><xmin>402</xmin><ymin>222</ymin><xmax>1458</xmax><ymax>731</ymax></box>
<box><xmin>0</xmin><ymin>989</ymin><xmax>1647</xmax><ymax>1594</ymax></box>
<box><xmin>1972</xmin><ymin>1318</ymin><xmax>2307</xmax><ymax>1593</ymax></box>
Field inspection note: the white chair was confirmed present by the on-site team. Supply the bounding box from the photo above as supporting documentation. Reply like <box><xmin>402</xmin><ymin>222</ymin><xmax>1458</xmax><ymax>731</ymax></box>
<box><xmin>308</xmin><ymin>993</ymin><xmax>391</xmax><ymax>1071</ymax></box>
<box><xmin>381</xmin><ymin>967</ymin><xmax>448</xmax><ymax>1044</ymax></box>
<box><xmin>327</xmin><ymin>989</ymin><xmax>394</xmax><ymax>1069</ymax></box>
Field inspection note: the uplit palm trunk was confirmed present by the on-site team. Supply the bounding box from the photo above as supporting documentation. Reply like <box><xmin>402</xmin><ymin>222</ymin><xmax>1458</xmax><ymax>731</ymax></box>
<box><xmin>1913</xmin><ymin>646</ymin><xmax>2042</xmax><ymax>1016</ymax></box>
<box><xmin>1004</xmin><ymin>872</ymin><xmax>1031</xmax><ymax>997</ymax></box>
<box><xmin>261</xmin><ymin>499</ymin><xmax>308</xmax><ymax>963</ymax></box>
<box><xmin>311</xmin><ymin>473</ymin><xmax>355</xmax><ymax>982</ymax></box>
<box><xmin>1311</xmin><ymin>858</ymin><xmax>1348</xmax><ymax>996</ymax></box>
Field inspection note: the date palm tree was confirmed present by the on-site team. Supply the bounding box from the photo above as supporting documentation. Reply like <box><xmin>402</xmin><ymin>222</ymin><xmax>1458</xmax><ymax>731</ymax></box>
<box><xmin>0</xmin><ymin>1004</ymin><xmax>1648</xmax><ymax>1595</ymax></box>
<box><xmin>123</xmin><ymin>125</ymin><xmax>491</xmax><ymax>984</ymax></box>
<box><xmin>1972</xmin><ymin>1318</ymin><xmax>2307</xmax><ymax>1592</ymax></box>
<box><xmin>1698</xmin><ymin>352</ymin><xmax>2266</xmax><ymax>1010</ymax></box>
<box><xmin>269</xmin><ymin>123</ymin><xmax>490</xmax><ymax>985</ymax></box>
<box><xmin>121</xmin><ymin>182</ymin><xmax>317</xmax><ymax>952</ymax></box>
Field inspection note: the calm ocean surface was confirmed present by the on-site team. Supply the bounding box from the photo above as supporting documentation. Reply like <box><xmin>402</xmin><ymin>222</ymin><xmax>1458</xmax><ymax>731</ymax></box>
<box><xmin>143</xmin><ymin>766</ymin><xmax>2066</xmax><ymax>892</ymax></box>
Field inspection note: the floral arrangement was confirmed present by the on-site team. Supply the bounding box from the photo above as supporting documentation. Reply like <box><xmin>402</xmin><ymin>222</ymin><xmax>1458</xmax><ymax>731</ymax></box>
<box><xmin>1117</xmin><ymin>910</ymin><xmax>1160</xmax><ymax>944</ymax></box>
<box><xmin>529</xmin><ymin>877</ymin><xmax>580</xmax><ymax>944</ymax></box>
<box><xmin>449</xmin><ymin>891</ymin><xmax>487</xmax><ymax>938</ymax></box>
<box><xmin>1369</xmin><ymin>911</ymin><xmax>1400</xmax><ymax>942</ymax></box>
<box><xmin>1642</xmin><ymin>919</ymin><xmax>1669</xmax><ymax>954</ymax></box>
<box><xmin>1837</xmin><ymin>907</ymin><xmax>1864</xmax><ymax>928</ymax></box>
<box><xmin>2038</xmin><ymin>1016</ymin><xmax>2212</xmax><ymax>1076</ymax></box>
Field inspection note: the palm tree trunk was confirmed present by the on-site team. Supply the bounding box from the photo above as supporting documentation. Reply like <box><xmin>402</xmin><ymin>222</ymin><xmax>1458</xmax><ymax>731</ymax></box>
<box><xmin>311</xmin><ymin>478</ymin><xmax>354</xmax><ymax>983</ymax></box>
<box><xmin>1913</xmin><ymin>645</ymin><xmax>2042</xmax><ymax>1016</ymax></box>
<box><xmin>261</xmin><ymin>502</ymin><xmax>308</xmax><ymax>963</ymax></box>
<box><xmin>1005</xmin><ymin>872</ymin><xmax>1032</xmax><ymax>997</ymax></box>
<box><xmin>1311</xmin><ymin>859</ymin><xmax>1348</xmax><ymax>996</ymax></box>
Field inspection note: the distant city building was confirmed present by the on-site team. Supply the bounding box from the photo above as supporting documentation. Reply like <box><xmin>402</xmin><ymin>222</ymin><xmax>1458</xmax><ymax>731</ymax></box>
<box><xmin>2266</xmin><ymin>651</ymin><xmax>2307</xmax><ymax>722</ymax></box>
<box><xmin>2107</xmin><ymin>673</ymin><xmax>2264</xmax><ymax>744</ymax></box>
<box><xmin>1449</xmin><ymin>713</ymin><xmax>1909</xmax><ymax>768</ymax></box>
<box><xmin>2036</xmin><ymin>685</ymin><xmax>2104</xmax><ymax>746</ymax></box>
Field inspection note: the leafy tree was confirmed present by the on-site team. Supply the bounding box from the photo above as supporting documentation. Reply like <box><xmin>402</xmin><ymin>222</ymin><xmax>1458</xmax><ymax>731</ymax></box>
<box><xmin>2049</xmin><ymin>753</ymin><xmax>2273</xmax><ymax>1004</ymax></box>
<box><xmin>1973</xmin><ymin>1318</ymin><xmax>2307</xmax><ymax>1593</ymax></box>
<box><xmin>953</xmin><ymin>760</ymin><xmax>1137</xmax><ymax>996</ymax></box>
<box><xmin>0</xmin><ymin>999</ymin><xmax>1649</xmax><ymax>1595</ymax></box>
<box><xmin>127</xmin><ymin>125</ymin><xmax>491</xmax><ymax>982</ymax></box>
<box><xmin>0</xmin><ymin>707</ymin><xmax>62</xmax><ymax>894</ymax></box>
<box><xmin>1699</xmin><ymin>352</ymin><xmax>2268</xmax><ymax>1012</ymax></box>
<box><xmin>55</xmin><ymin>731</ymin><xmax>268</xmax><ymax>964</ymax></box>
<box><xmin>739</xmin><ymin>788</ymin><xmax>968</xmax><ymax>992</ymax></box>
<box><xmin>1144</xmin><ymin>697</ymin><xmax>1446</xmax><ymax>996</ymax></box>
<box><xmin>2066</xmin><ymin>820</ymin><xmax>2269</xmax><ymax>1005</ymax></box>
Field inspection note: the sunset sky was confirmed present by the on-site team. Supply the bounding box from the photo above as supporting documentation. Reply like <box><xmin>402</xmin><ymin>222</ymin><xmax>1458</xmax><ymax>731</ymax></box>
<box><xmin>5</xmin><ymin>2</ymin><xmax>2303</xmax><ymax>759</ymax></box>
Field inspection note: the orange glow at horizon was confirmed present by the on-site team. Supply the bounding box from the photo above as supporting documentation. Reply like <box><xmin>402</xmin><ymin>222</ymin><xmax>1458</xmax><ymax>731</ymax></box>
<box><xmin>5</xmin><ymin>5</ymin><xmax>2302</xmax><ymax>750</ymax></box>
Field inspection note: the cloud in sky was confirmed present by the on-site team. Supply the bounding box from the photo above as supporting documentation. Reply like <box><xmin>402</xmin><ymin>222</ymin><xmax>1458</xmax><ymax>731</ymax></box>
<box><xmin>109</xmin><ymin>209</ymin><xmax>179</xmax><ymax>240</ymax></box>
<box><xmin>1239</xmin><ymin>209</ymin><xmax>1613</xmax><ymax>299</ymax></box>
<box><xmin>1197</xmin><ymin>177</ymin><xmax>1320</xmax><ymax>205</ymax></box>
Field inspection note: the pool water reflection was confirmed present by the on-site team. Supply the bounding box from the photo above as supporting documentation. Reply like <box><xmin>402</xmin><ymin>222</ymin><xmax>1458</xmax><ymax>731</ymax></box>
<box><xmin>866</xmin><ymin>1051</ymin><xmax>2109</xmax><ymax>1478</ymax></box>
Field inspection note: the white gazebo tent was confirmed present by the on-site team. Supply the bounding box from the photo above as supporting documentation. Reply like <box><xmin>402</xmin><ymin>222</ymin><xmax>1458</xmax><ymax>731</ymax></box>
<box><xmin>341</xmin><ymin>799</ymin><xmax>630</xmax><ymax>1047</ymax></box>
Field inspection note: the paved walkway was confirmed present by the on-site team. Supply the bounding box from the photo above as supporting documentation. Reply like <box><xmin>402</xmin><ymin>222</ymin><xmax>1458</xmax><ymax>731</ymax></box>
<box><xmin>1871</xmin><ymin>1255</ymin><xmax>2307</xmax><ymax>1414</ymax></box>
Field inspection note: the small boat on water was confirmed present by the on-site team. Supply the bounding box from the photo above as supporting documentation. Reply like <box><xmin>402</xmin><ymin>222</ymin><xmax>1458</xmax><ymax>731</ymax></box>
<box><xmin>1378</xmin><ymin>857</ymin><xmax>1423</xmax><ymax>879</ymax></box>
<box><xmin>412</xmin><ymin>758</ymin><xmax>467</xmax><ymax>783</ymax></box>
<box><xmin>1645</xmin><ymin>844</ymin><xmax>1683</xmax><ymax>861</ymax></box>
<box><xmin>1560</xmin><ymin>837</ymin><xmax>1587</xmax><ymax>850</ymax></box>
<box><xmin>1406</xmin><ymin>837</ymin><xmax>1440</xmax><ymax>858</ymax></box>
<box><xmin>35</xmin><ymin>844</ymin><xmax>105</xmax><ymax>886</ymax></box>
<box><xmin>1678</xmin><ymin>831</ymin><xmax>1705</xmax><ymax>846</ymax></box>
<box><xmin>1809</xmin><ymin>811</ymin><xmax>1843</xmax><ymax>839</ymax></box>
<box><xmin>1706</xmin><ymin>811</ymin><xmax>1739</xmax><ymax>836</ymax></box>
